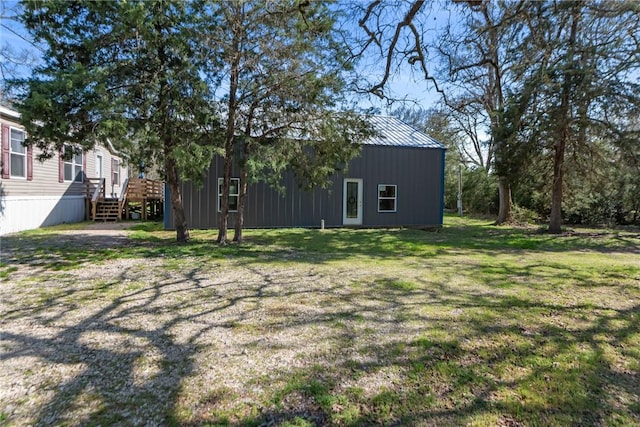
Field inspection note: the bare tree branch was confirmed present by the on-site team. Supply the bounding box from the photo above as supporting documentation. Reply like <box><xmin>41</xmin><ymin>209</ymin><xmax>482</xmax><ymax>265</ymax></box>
<box><xmin>358</xmin><ymin>0</ymin><xmax>443</xmax><ymax>100</ymax></box>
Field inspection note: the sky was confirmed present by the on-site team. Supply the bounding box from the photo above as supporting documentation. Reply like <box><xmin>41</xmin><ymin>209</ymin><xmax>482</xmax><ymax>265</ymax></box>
<box><xmin>0</xmin><ymin>1</ymin><xmax>448</xmax><ymax>113</ymax></box>
<box><xmin>349</xmin><ymin>1</ymin><xmax>455</xmax><ymax>114</ymax></box>
<box><xmin>0</xmin><ymin>1</ymin><xmax>40</xmax><ymax>84</ymax></box>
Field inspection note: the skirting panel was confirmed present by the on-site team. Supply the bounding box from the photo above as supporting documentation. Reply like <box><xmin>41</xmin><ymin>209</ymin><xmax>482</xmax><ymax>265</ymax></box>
<box><xmin>0</xmin><ymin>195</ymin><xmax>86</xmax><ymax>235</ymax></box>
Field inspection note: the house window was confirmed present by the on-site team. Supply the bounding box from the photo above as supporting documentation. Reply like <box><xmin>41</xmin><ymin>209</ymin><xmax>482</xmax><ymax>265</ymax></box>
<box><xmin>378</xmin><ymin>184</ymin><xmax>397</xmax><ymax>212</ymax></box>
<box><xmin>112</xmin><ymin>159</ymin><xmax>120</xmax><ymax>185</ymax></box>
<box><xmin>10</xmin><ymin>128</ymin><xmax>26</xmax><ymax>178</ymax></box>
<box><xmin>218</xmin><ymin>177</ymin><xmax>239</xmax><ymax>212</ymax></box>
<box><xmin>63</xmin><ymin>145</ymin><xmax>84</xmax><ymax>182</ymax></box>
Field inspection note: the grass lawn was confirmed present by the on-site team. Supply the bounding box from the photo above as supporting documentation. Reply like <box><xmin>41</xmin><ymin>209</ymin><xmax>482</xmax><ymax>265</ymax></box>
<box><xmin>1</xmin><ymin>216</ymin><xmax>639</xmax><ymax>426</ymax></box>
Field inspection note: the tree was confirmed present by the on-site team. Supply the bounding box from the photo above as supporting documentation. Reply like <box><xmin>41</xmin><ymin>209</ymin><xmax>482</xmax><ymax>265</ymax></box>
<box><xmin>354</xmin><ymin>0</ymin><xmax>533</xmax><ymax>224</ymax></box>
<box><xmin>356</xmin><ymin>0</ymin><xmax>640</xmax><ymax>231</ymax></box>
<box><xmin>436</xmin><ymin>0</ymin><xmax>553</xmax><ymax>224</ymax></box>
<box><xmin>204</xmin><ymin>0</ymin><xmax>372</xmax><ymax>244</ymax></box>
<box><xmin>525</xmin><ymin>1</ymin><xmax>640</xmax><ymax>232</ymax></box>
<box><xmin>446</xmin><ymin>1</ymin><xmax>640</xmax><ymax>231</ymax></box>
<box><xmin>14</xmin><ymin>0</ymin><xmax>221</xmax><ymax>242</ymax></box>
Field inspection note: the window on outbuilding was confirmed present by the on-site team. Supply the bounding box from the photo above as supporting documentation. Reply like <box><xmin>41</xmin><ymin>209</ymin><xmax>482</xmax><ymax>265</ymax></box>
<box><xmin>218</xmin><ymin>177</ymin><xmax>239</xmax><ymax>212</ymax></box>
<box><xmin>378</xmin><ymin>184</ymin><xmax>397</xmax><ymax>212</ymax></box>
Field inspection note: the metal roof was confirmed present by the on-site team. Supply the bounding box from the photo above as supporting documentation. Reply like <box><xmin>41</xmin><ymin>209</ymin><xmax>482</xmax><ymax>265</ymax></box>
<box><xmin>363</xmin><ymin>115</ymin><xmax>445</xmax><ymax>149</ymax></box>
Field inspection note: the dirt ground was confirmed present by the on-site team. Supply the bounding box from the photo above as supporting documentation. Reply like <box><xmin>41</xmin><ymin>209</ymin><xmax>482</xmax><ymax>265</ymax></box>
<box><xmin>1</xmin><ymin>223</ymin><xmax>386</xmax><ymax>425</ymax></box>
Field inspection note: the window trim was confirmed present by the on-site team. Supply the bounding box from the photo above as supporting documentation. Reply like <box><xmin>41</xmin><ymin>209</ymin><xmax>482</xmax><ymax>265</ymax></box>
<box><xmin>217</xmin><ymin>177</ymin><xmax>240</xmax><ymax>213</ymax></box>
<box><xmin>377</xmin><ymin>184</ymin><xmax>397</xmax><ymax>213</ymax></box>
<box><xmin>9</xmin><ymin>127</ymin><xmax>26</xmax><ymax>179</ymax></box>
<box><xmin>63</xmin><ymin>144</ymin><xmax>84</xmax><ymax>183</ymax></box>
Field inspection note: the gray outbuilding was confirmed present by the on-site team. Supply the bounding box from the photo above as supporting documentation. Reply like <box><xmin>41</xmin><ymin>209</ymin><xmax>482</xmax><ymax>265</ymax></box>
<box><xmin>164</xmin><ymin>115</ymin><xmax>446</xmax><ymax>229</ymax></box>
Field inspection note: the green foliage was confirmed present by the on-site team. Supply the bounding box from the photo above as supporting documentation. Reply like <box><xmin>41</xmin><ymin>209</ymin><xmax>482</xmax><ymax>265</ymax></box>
<box><xmin>14</xmin><ymin>0</ymin><xmax>225</xmax><ymax>240</ymax></box>
<box><xmin>243</xmin><ymin>114</ymin><xmax>372</xmax><ymax>195</ymax></box>
<box><xmin>509</xmin><ymin>204</ymin><xmax>540</xmax><ymax>225</ymax></box>
<box><xmin>287</xmin><ymin>114</ymin><xmax>373</xmax><ymax>191</ymax></box>
<box><xmin>461</xmin><ymin>167</ymin><xmax>498</xmax><ymax>215</ymax></box>
<box><xmin>513</xmin><ymin>133</ymin><xmax>640</xmax><ymax>226</ymax></box>
<box><xmin>207</xmin><ymin>1</ymin><xmax>371</xmax><ymax>241</ymax></box>
<box><xmin>561</xmin><ymin>141</ymin><xmax>640</xmax><ymax>225</ymax></box>
<box><xmin>443</xmin><ymin>166</ymin><xmax>498</xmax><ymax>215</ymax></box>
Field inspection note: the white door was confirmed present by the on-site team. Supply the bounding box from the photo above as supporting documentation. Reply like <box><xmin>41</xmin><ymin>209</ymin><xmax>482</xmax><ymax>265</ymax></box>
<box><xmin>96</xmin><ymin>153</ymin><xmax>103</xmax><ymax>178</ymax></box>
<box><xmin>343</xmin><ymin>178</ymin><xmax>363</xmax><ymax>225</ymax></box>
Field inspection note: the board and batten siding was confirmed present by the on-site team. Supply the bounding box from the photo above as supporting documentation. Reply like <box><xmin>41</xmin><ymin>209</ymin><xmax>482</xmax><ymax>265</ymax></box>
<box><xmin>1</xmin><ymin>109</ymin><xmax>129</xmax><ymax>234</ymax></box>
<box><xmin>166</xmin><ymin>145</ymin><xmax>444</xmax><ymax>230</ymax></box>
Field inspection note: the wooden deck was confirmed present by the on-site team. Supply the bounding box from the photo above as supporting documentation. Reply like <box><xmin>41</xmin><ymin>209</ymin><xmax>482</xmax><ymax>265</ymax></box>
<box><xmin>85</xmin><ymin>178</ymin><xmax>163</xmax><ymax>221</ymax></box>
<box><xmin>123</xmin><ymin>178</ymin><xmax>164</xmax><ymax>220</ymax></box>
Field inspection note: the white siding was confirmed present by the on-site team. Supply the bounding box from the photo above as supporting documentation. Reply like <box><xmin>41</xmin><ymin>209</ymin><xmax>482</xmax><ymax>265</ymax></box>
<box><xmin>0</xmin><ymin>195</ymin><xmax>85</xmax><ymax>235</ymax></box>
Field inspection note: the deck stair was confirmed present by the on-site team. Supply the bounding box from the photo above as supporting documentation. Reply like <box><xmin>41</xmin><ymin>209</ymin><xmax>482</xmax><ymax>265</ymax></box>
<box><xmin>85</xmin><ymin>177</ymin><xmax>125</xmax><ymax>222</ymax></box>
<box><xmin>85</xmin><ymin>177</ymin><xmax>163</xmax><ymax>221</ymax></box>
<box><xmin>94</xmin><ymin>199</ymin><xmax>121</xmax><ymax>222</ymax></box>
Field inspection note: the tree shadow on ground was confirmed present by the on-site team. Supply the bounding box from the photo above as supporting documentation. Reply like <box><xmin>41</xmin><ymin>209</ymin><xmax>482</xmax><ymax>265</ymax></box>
<box><xmin>2</xmin><ymin>269</ymin><xmax>197</xmax><ymax>425</ymax></box>
<box><xmin>1</xmin><ymin>220</ymin><xmax>639</xmax><ymax>425</ymax></box>
<box><xmin>3</xmin><ymin>262</ymin><xmax>639</xmax><ymax>425</ymax></box>
<box><xmin>228</xmin><ymin>294</ymin><xmax>640</xmax><ymax>426</ymax></box>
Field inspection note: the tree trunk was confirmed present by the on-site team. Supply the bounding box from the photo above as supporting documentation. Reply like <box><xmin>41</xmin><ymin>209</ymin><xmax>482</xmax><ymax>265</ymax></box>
<box><xmin>495</xmin><ymin>177</ymin><xmax>512</xmax><ymax>225</ymax></box>
<box><xmin>217</xmin><ymin>27</ymin><xmax>241</xmax><ymax>244</ymax></box>
<box><xmin>156</xmin><ymin>28</ymin><xmax>189</xmax><ymax>243</ymax></box>
<box><xmin>216</xmin><ymin>142</ymin><xmax>233</xmax><ymax>244</ymax></box>
<box><xmin>233</xmin><ymin>142</ymin><xmax>249</xmax><ymax>243</ymax></box>
<box><xmin>548</xmin><ymin>138</ymin><xmax>566</xmax><ymax>233</ymax></box>
<box><xmin>548</xmin><ymin>4</ymin><xmax>579</xmax><ymax>234</ymax></box>
<box><xmin>165</xmin><ymin>149</ymin><xmax>190</xmax><ymax>242</ymax></box>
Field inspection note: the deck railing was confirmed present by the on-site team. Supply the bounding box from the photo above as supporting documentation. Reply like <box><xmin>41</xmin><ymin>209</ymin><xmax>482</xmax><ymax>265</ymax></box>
<box><xmin>123</xmin><ymin>178</ymin><xmax>164</xmax><ymax>220</ymax></box>
<box><xmin>85</xmin><ymin>178</ymin><xmax>106</xmax><ymax>220</ymax></box>
<box><xmin>85</xmin><ymin>177</ymin><xmax>163</xmax><ymax>221</ymax></box>
<box><xmin>117</xmin><ymin>177</ymin><xmax>130</xmax><ymax>220</ymax></box>
<box><xmin>126</xmin><ymin>178</ymin><xmax>164</xmax><ymax>201</ymax></box>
